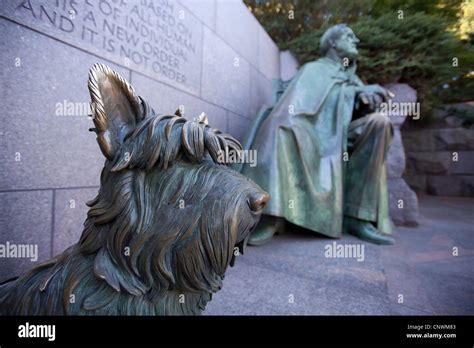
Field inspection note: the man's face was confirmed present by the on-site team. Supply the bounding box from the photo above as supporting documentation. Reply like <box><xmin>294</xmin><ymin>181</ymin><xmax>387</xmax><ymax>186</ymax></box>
<box><xmin>333</xmin><ymin>28</ymin><xmax>360</xmax><ymax>60</ymax></box>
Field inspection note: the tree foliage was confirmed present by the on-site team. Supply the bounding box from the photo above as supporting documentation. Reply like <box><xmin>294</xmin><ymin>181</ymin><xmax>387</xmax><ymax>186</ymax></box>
<box><xmin>245</xmin><ymin>0</ymin><xmax>473</xmax><ymax>115</ymax></box>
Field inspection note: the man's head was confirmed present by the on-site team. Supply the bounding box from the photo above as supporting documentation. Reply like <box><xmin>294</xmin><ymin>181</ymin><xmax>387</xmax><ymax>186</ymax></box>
<box><xmin>320</xmin><ymin>24</ymin><xmax>360</xmax><ymax>60</ymax></box>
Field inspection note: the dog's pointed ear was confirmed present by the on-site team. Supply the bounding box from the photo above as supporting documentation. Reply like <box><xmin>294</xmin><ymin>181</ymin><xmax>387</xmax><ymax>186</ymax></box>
<box><xmin>88</xmin><ymin>63</ymin><xmax>145</xmax><ymax>160</ymax></box>
<box><xmin>174</xmin><ymin>107</ymin><xmax>183</xmax><ymax>117</ymax></box>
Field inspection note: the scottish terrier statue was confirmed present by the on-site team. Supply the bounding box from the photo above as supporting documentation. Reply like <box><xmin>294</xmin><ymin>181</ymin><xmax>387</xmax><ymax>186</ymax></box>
<box><xmin>0</xmin><ymin>63</ymin><xmax>268</xmax><ymax>315</ymax></box>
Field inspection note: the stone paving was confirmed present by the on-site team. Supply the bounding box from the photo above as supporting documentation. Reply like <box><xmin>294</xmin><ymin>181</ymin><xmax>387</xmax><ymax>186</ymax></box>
<box><xmin>205</xmin><ymin>194</ymin><xmax>474</xmax><ymax>315</ymax></box>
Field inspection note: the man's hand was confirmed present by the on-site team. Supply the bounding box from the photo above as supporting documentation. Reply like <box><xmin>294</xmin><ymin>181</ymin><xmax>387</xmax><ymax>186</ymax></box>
<box><xmin>355</xmin><ymin>84</ymin><xmax>394</xmax><ymax>111</ymax></box>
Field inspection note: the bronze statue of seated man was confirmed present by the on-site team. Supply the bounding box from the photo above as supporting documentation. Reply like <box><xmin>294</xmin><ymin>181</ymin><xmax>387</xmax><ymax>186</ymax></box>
<box><xmin>241</xmin><ymin>24</ymin><xmax>395</xmax><ymax>246</ymax></box>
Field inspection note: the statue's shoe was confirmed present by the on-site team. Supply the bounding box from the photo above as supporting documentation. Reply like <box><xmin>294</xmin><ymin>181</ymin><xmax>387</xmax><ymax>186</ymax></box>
<box><xmin>345</xmin><ymin>218</ymin><xmax>395</xmax><ymax>245</ymax></box>
<box><xmin>248</xmin><ymin>225</ymin><xmax>277</xmax><ymax>246</ymax></box>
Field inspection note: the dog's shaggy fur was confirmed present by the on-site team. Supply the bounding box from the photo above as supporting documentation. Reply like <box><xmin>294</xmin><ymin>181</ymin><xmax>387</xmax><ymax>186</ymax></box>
<box><xmin>0</xmin><ymin>63</ymin><xmax>267</xmax><ymax>315</ymax></box>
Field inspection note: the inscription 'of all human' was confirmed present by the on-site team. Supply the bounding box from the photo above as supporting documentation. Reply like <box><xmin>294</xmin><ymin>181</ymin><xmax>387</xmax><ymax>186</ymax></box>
<box><xmin>14</xmin><ymin>0</ymin><xmax>199</xmax><ymax>86</ymax></box>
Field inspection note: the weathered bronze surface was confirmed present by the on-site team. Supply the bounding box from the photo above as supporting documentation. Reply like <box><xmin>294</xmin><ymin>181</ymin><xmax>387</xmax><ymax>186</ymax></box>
<box><xmin>241</xmin><ymin>24</ymin><xmax>395</xmax><ymax>245</ymax></box>
<box><xmin>0</xmin><ymin>63</ymin><xmax>268</xmax><ymax>315</ymax></box>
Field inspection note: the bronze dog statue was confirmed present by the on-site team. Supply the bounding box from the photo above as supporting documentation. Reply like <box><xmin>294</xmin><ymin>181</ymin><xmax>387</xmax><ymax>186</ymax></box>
<box><xmin>0</xmin><ymin>63</ymin><xmax>268</xmax><ymax>315</ymax></box>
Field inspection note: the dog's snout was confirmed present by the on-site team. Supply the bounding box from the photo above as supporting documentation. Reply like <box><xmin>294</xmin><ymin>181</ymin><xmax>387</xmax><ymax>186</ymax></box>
<box><xmin>249</xmin><ymin>191</ymin><xmax>269</xmax><ymax>212</ymax></box>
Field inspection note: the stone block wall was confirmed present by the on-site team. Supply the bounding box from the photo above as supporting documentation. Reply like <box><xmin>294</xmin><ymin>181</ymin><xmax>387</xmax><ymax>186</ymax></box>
<box><xmin>0</xmin><ymin>0</ymin><xmax>280</xmax><ymax>281</ymax></box>
<box><xmin>403</xmin><ymin>102</ymin><xmax>474</xmax><ymax>197</ymax></box>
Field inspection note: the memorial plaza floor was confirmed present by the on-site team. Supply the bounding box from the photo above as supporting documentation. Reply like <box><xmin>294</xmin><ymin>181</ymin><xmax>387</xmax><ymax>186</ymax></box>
<box><xmin>205</xmin><ymin>194</ymin><xmax>474</xmax><ymax>315</ymax></box>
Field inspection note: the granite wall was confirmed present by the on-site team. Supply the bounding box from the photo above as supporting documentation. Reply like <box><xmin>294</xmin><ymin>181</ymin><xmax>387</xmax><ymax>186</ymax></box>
<box><xmin>0</xmin><ymin>0</ymin><xmax>280</xmax><ymax>280</ymax></box>
<box><xmin>403</xmin><ymin>102</ymin><xmax>474</xmax><ymax>196</ymax></box>
<box><xmin>384</xmin><ymin>83</ymin><xmax>419</xmax><ymax>227</ymax></box>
